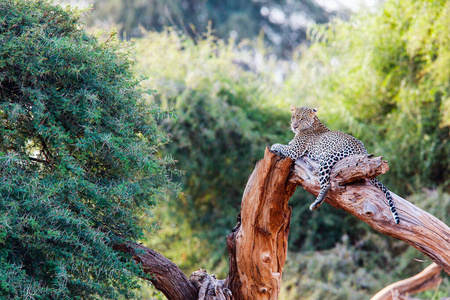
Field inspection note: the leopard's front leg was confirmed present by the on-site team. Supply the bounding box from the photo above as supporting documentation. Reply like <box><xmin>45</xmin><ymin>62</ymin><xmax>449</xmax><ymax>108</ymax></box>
<box><xmin>270</xmin><ymin>143</ymin><xmax>300</xmax><ymax>160</ymax></box>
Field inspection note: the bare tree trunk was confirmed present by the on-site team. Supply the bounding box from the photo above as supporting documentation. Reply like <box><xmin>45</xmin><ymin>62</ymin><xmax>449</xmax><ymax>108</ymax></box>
<box><xmin>370</xmin><ymin>263</ymin><xmax>443</xmax><ymax>300</ymax></box>
<box><xmin>225</xmin><ymin>147</ymin><xmax>297</xmax><ymax>299</ymax></box>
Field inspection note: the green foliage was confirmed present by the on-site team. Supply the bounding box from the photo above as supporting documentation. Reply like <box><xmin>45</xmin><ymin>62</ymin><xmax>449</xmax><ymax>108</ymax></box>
<box><xmin>281</xmin><ymin>190</ymin><xmax>450</xmax><ymax>299</ymax></box>
<box><xmin>0</xmin><ymin>1</ymin><xmax>175</xmax><ymax>298</ymax></box>
<box><xmin>134</xmin><ymin>30</ymin><xmax>293</xmax><ymax>275</ymax></box>
<box><xmin>287</xmin><ymin>194</ymin><xmax>362</xmax><ymax>252</ymax></box>
<box><xmin>281</xmin><ymin>236</ymin><xmax>399</xmax><ymax>300</ymax></box>
<box><xmin>133</xmin><ymin>282</ymin><xmax>166</xmax><ymax>300</ymax></box>
<box><xmin>284</xmin><ymin>0</ymin><xmax>450</xmax><ymax>194</ymax></box>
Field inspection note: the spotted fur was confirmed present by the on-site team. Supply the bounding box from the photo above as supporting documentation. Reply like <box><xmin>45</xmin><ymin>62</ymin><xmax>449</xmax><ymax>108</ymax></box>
<box><xmin>271</xmin><ymin>106</ymin><xmax>400</xmax><ymax>224</ymax></box>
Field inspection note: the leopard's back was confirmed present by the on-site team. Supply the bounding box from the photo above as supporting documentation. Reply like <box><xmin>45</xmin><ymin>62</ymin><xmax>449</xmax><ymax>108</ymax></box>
<box><xmin>308</xmin><ymin>130</ymin><xmax>368</xmax><ymax>162</ymax></box>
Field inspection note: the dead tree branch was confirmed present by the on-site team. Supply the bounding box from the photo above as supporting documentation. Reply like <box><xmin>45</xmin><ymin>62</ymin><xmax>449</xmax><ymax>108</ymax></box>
<box><xmin>289</xmin><ymin>154</ymin><xmax>450</xmax><ymax>275</ymax></box>
<box><xmin>113</xmin><ymin>242</ymin><xmax>198</xmax><ymax>300</ymax></box>
<box><xmin>371</xmin><ymin>263</ymin><xmax>443</xmax><ymax>300</ymax></box>
<box><xmin>114</xmin><ymin>147</ymin><xmax>297</xmax><ymax>300</ymax></box>
<box><xmin>112</xmin><ymin>148</ymin><xmax>449</xmax><ymax>300</ymax></box>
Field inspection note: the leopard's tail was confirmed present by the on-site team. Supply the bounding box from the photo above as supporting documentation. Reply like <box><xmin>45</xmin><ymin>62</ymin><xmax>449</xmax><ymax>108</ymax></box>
<box><xmin>369</xmin><ymin>178</ymin><xmax>400</xmax><ymax>224</ymax></box>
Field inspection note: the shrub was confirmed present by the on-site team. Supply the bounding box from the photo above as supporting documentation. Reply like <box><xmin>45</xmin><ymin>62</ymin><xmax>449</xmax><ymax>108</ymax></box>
<box><xmin>0</xmin><ymin>1</ymin><xmax>175</xmax><ymax>298</ymax></box>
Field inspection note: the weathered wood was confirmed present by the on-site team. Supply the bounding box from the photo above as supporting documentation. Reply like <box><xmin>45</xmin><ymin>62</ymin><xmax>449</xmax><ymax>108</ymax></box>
<box><xmin>225</xmin><ymin>147</ymin><xmax>297</xmax><ymax>299</ymax></box>
<box><xmin>189</xmin><ymin>269</ymin><xmax>233</xmax><ymax>300</ymax></box>
<box><xmin>371</xmin><ymin>263</ymin><xmax>443</xmax><ymax>300</ymax></box>
<box><xmin>225</xmin><ymin>215</ymin><xmax>242</xmax><ymax>299</ymax></box>
<box><xmin>113</xmin><ymin>242</ymin><xmax>198</xmax><ymax>300</ymax></box>
<box><xmin>289</xmin><ymin>155</ymin><xmax>450</xmax><ymax>275</ymax></box>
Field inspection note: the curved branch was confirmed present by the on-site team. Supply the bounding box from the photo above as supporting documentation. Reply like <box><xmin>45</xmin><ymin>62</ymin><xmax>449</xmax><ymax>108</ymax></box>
<box><xmin>371</xmin><ymin>263</ymin><xmax>443</xmax><ymax>300</ymax></box>
<box><xmin>113</xmin><ymin>242</ymin><xmax>198</xmax><ymax>300</ymax></box>
<box><xmin>289</xmin><ymin>154</ymin><xmax>450</xmax><ymax>275</ymax></box>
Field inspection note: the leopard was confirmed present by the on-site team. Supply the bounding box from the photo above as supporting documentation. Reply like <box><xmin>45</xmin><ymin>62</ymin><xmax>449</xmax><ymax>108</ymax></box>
<box><xmin>270</xmin><ymin>105</ymin><xmax>400</xmax><ymax>224</ymax></box>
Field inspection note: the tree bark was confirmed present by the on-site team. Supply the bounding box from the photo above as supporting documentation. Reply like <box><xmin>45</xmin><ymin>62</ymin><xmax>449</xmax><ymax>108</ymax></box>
<box><xmin>289</xmin><ymin>154</ymin><xmax>450</xmax><ymax>275</ymax></box>
<box><xmin>225</xmin><ymin>147</ymin><xmax>297</xmax><ymax>299</ymax></box>
<box><xmin>370</xmin><ymin>263</ymin><xmax>443</xmax><ymax>300</ymax></box>
<box><xmin>113</xmin><ymin>242</ymin><xmax>198</xmax><ymax>300</ymax></box>
<box><xmin>189</xmin><ymin>269</ymin><xmax>233</xmax><ymax>300</ymax></box>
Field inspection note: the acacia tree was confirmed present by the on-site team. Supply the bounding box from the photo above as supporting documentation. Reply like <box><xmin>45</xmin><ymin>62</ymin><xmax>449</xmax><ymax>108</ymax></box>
<box><xmin>0</xmin><ymin>1</ymin><xmax>176</xmax><ymax>298</ymax></box>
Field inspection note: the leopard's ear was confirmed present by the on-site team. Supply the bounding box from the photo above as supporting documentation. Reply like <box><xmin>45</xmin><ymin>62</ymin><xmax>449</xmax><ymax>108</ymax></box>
<box><xmin>290</xmin><ymin>105</ymin><xmax>296</xmax><ymax>113</ymax></box>
<box><xmin>312</xmin><ymin>108</ymin><xmax>318</xmax><ymax>114</ymax></box>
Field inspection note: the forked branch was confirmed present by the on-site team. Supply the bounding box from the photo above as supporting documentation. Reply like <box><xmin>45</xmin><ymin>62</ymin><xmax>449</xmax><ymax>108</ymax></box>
<box><xmin>113</xmin><ymin>148</ymin><xmax>449</xmax><ymax>300</ymax></box>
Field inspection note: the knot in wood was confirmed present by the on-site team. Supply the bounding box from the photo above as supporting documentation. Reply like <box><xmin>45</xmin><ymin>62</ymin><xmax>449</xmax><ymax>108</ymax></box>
<box><xmin>363</xmin><ymin>202</ymin><xmax>378</xmax><ymax>218</ymax></box>
<box><xmin>256</xmin><ymin>226</ymin><xmax>271</xmax><ymax>236</ymax></box>
<box><xmin>259</xmin><ymin>286</ymin><xmax>268</xmax><ymax>294</ymax></box>
<box><xmin>262</xmin><ymin>253</ymin><xmax>271</xmax><ymax>263</ymax></box>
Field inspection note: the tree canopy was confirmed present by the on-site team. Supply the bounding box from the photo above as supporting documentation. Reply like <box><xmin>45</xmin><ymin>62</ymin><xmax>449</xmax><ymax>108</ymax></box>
<box><xmin>0</xmin><ymin>1</ymin><xmax>175</xmax><ymax>298</ymax></box>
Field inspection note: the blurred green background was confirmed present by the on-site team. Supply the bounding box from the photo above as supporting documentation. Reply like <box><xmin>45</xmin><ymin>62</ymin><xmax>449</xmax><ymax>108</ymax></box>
<box><xmin>7</xmin><ymin>0</ymin><xmax>450</xmax><ymax>298</ymax></box>
<box><xmin>81</xmin><ymin>0</ymin><xmax>449</xmax><ymax>298</ymax></box>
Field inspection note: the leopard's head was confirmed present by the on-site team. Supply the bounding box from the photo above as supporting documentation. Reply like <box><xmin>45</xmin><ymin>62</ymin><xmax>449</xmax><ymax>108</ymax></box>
<box><xmin>290</xmin><ymin>105</ymin><xmax>318</xmax><ymax>133</ymax></box>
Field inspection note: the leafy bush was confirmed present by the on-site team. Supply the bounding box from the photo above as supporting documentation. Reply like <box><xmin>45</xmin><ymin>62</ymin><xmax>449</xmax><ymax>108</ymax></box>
<box><xmin>281</xmin><ymin>224</ymin><xmax>450</xmax><ymax>299</ymax></box>
<box><xmin>0</xmin><ymin>1</ymin><xmax>175</xmax><ymax>298</ymax></box>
